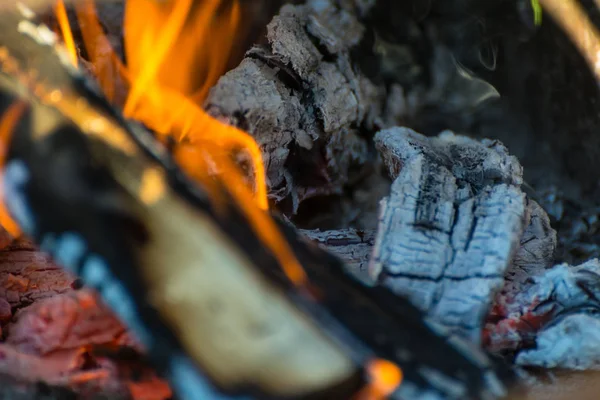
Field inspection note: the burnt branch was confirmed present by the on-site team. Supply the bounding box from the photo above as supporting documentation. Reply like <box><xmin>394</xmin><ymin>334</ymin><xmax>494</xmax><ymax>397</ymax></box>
<box><xmin>369</xmin><ymin>127</ymin><xmax>527</xmax><ymax>344</ymax></box>
<box><xmin>205</xmin><ymin>1</ymin><xmax>400</xmax><ymax>213</ymax></box>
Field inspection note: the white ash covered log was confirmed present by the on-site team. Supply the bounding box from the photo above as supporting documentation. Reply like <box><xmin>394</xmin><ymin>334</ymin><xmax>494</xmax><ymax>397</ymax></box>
<box><xmin>368</xmin><ymin>127</ymin><xmax>527</xmax><ymax>344</ymax></box>
<box><xmin>487</xmin><ymin>259</ymin><xmax>600</xmax><ymax>370</ymax></box>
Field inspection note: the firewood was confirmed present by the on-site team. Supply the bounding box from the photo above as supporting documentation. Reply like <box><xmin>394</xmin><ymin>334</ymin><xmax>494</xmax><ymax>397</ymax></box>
<box><xmin>1</xmin><ymin>1</ymin><xmax>600</xmax><ymax>399</ymax></box>
<box><xmin>369</xmin><ymin>127</ymin><xmax>528</xmax><ymax>344</ymax></box>
<box><xmin>205</xmin><ymin>0</ymin><xmax>399</xmax><ymax>213</ymax></box>
<box><xmin>0</xmin><ymin>250</ymin><xmax>74</xmax><ymax>308</ymax></box>
<box><xmin>0</xmin><ymin>4</ymin><xmax>516</xmax><ymax>399</ymax></box>
<box><xmin>0</xmin><ymin>289</ymin><xmax>169</xmax><ymax>400</ymax></box>
<box><xmin>299</xmin><ymin>228</ymin><xmax>375</xmax><ymax>283</ymax></box>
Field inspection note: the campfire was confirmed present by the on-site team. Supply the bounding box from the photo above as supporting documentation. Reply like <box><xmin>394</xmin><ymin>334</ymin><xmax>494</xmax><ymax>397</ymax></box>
<box><xmin>0</xmin><ymin>0</ymin><xmax>599</xmax><ymax>399</ymax></box>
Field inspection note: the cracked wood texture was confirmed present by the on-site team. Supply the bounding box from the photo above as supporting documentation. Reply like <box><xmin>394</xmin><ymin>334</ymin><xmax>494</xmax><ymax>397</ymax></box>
<box><xmin>0</xmin><ymin>247</ymin><xmax>74</xmax><ymax>308</ymax></box>
<box><xmin>205</xmin><ymin>0</ymin><xmax>398</xmax><ymax>213</ymax></box>
<box><xmin>369</xmin><ymin>127</ymin><xmax>527</xmax><ymax>344</ymax></box>
<box><xmin>0</xmin><ymin>5</ymin><xmax>516</xmax><ymax>398</ymax></box>
<box><xmin>0</xmin><ymin>239</ymin><xmax>169</xmax><ymax>400</ymax></box>
<box><xmin>300</xmin><ymin>228</ymin><xmax>374</xmax><ymax>283</ymax></box>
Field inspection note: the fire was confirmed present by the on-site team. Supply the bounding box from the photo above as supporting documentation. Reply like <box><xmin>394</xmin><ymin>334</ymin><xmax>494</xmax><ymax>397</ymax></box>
<box><xmin>0</xmin><ymin>101</ymin><xmax>28</xmax><ymax>238</ymax></box>
<box><xmin>355</xmin><ymin>359</ymin><xmax>403</xmax><ymax>400</ymax></box>
<box><xmin>55</xmin><ymin>0</ymin><xmax>78</xmax><ymax>66</ymax></box>
<box><xmin>0</xmin><ymin>3</ymin><xmax>408</xmax><ymax>396</ymax></box>
<box><xmin>51</xmin><ymin>0</ymin><xmax>308</xmax><ymax>287</ymax></box>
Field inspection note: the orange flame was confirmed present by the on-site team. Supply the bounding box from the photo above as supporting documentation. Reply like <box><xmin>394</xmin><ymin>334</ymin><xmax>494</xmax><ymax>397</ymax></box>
<box><xmin>55</xmin><ymin>0</ymin><xmax>78</xmax><ymax>67</ymax></box>
<box><xmin>52</xmin><ymin>0</ymin><xmax>308</xmax><ymax>287</ymax></box>
<box><xmin>74</xmin><ymin>0</ymin><xmax>129</xmax><ymax>104</ymax></box>
<box><xmin>69</xmin><ymin>0</ymin><xmax>266</xmax><ymax>207</ymax></box>
<box><xmin>354</xmin><ymin>359</ymin><xmax>403</xmax><ymax>400</ymax></box>
<box><xmin>0</xmin><ymin>101</ymin><xmax>28</xmax><ymax>237</ymax></box>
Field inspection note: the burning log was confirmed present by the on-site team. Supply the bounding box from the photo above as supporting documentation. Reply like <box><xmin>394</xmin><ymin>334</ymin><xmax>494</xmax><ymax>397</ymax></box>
<box><xmin>304</xmin><ymin>127</ymin><xmax>560</xmax><ymax>351</ymax></box>
<box><xmin>1</xmin><ymin>0</ymin><xmax>600</xmax><ymax>399</ymax></box>
<box><xmin>0</xmin><ymin>3</ymin><xmax>517</xmax><ymax>400</ymax></box>
<box><xmin>301</xmin><ymin>127</ymin><xmax>565</xmax><ymax>356</ymax></box>
<box><xmin>368</xmin><ymin>127</ymin><xmax>528</xmax><ymax>344</ymax></box>
<box><xmin>205</xmin><ymin>0</ymin><xmax>399</xmax><ymax>212</ymax></box>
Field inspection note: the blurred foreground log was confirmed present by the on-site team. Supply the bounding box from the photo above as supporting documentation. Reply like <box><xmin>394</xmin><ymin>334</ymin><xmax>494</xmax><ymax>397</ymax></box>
<box><xmin>0</xmin><ymin>243</ymin><xmax>170</xmax><ymax>400</ymax></box>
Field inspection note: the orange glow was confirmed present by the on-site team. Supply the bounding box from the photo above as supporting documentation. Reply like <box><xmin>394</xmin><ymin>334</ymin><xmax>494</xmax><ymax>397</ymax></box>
<box><xmin>73</xmin><ymin>0</ymin><xmax>129</xmax><ymax>104</ymax></box>
<box><xmin>69</xmin><ymin>369</ymin><xmax>111</xmax><ymax>383</ymax></box>
<box><xmin>48</xmin><ymin>0</ymin><xmax>308</xmax><ymax>287</ymax></box>
<box><xmin>122</xmin><ymin>0</ymin><xmax>241</xmax><ymax>102</ymax></box>
<box><xmin>0</xmin><ymin>101</ymin><xmax>27</xmax><ymax>238</ymax></box>
<box><xmin>173</xmin><ymin>142</ymin><xmax>307</xmax><ymax>286</ymax></box>
<box><xmin>354</xmin><ymin>359</ymin><xmax>403</xmax><ymax>400</ymax></box>
<box><xmin>68</xmin><ymin>0</ymin><xmax>266</xmax><ymax>209</ymax></box>
<box><xmin>55</xmin><ymin>0</ymin><xmax>78</xmax><ymax>66</ymax></box>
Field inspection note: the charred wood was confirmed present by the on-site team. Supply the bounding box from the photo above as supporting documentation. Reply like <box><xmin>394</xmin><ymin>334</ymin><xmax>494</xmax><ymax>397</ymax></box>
<box><xmin>205</xmin><ymin>0</ymin><xmax>399</xmax><ymax>214</ymax></box>
<box><xmin>0</xmin><ymin>288</ymin><xmax>169</xmax><ymax>400</ymax></box>
<box><xmin>0</xmin><ymin>4</ymin><xmax>517</xmax><ymax>398</ymax></box>
<box><xmin>487</xmin><ymin>259</ymin><xmax>600</xmax><ymax>370</ymax></box>
<box><xmin>0</xmin><ymin>250</ymin><xmax>75</xmax><ymax>309</ymax></box>
<box><xmin>368</xmin><ymin>127</ymin><xmax>527</xmax><ymax>344</ymax></box>
<box><xmin>299</xmin><ymin>228</ymin><xmax>374</xmax><ymax>282</ymax></box>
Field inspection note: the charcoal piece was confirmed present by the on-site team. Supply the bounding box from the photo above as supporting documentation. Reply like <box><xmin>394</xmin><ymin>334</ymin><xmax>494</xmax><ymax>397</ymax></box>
<box><xmin>487</xmin><ymin>260</ymin><xmax>600</xmax><ymax>370</ymax></box>
<box><xmin>494</xmin><ymin>199</ymin><xmax>558</xmax><ymax>311</ymax></box>
<box><xmin>0</xmin><ymin>290</ymin><xmax>169</xmax><ymax>399</ymax></box>
<box><xmin>300</xmin><ymin>228</ymin><xmax>375</xmax><ymax>283</ymax></box>
<box><xmin>5</xmin><ymin>289</ymin><xmax>128</xmax><ymax>355</ymax></box>
<box><xmin>511</xmin><ymin>200</ymin><xmax>558</xmax><ymax>277</ymax></box>
<box><xmin>205</xmin><ymin>0</ymin><xmax>396</xmax><ymax>213</ymax></box>
<box><xmin>0</xmin><ymin>251</ymin><xmax>74</xmax><ymax>309</ymax></box>
<box><xmin>369</xmin><ymin>127</ymin><xmax>528</xmax><ymax>344</ymax></box>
